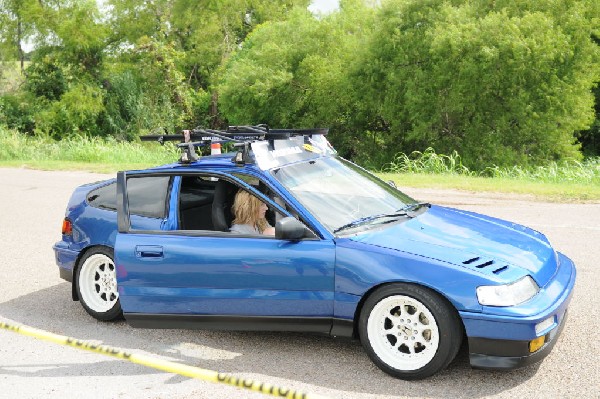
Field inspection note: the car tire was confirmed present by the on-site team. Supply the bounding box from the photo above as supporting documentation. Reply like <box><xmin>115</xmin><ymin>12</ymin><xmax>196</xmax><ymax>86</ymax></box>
<box><xmin>75</xmin><ymin>247</ymin><xmax>122</xmax><ymax>321</ymax></box>
<box><xmin>358</xmin><ymin>283</ymin><xmax>462</xmax><ymax>380</ymax></box>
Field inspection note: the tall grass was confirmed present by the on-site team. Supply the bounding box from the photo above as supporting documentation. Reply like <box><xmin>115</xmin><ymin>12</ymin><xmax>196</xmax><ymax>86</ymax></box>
<box><xmin>0</xmin><ymin>126</ymin><xmax>178</xmax><ymax>166</ymax></box>
<box><xmin>384</xmin><ymin>148</ymin><xmax>473</xmax><ymax>175</ymax></box>
<box><xmin>484</xmin><ymin>159</ymin><xmax>600</xmax><ymax>184</ymax></box>
<box><xmin>2</xmin><ymin>126</ymin><xmax>599</xmax><ymax>190</ymax></box>
<box><xmin>384</xmin><ymin>147</ymin><xmax>600</xmax><ymax>185</ymax></box>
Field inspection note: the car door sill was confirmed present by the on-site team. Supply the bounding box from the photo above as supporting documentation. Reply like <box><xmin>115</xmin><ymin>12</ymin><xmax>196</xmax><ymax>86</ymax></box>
<box><xmin>124</xmin><ymin>313</ymin><xmax>354</xmax><ymax>337</ymax></box>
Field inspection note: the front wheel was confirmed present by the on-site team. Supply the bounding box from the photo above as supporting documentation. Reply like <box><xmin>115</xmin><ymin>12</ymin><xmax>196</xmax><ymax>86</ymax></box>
<box><xmin>75</xmin><ymin>247</ymin><xmax>122</xmax><ymax>321</ymax></box>
<box><xmin>359</xmin><ymin>283</ymin><xmax>462</xmax><ymax>380</ymax></box>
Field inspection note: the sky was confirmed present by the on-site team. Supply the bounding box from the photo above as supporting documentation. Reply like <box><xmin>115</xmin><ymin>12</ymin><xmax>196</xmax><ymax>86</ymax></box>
<box><xmin>309</xmin><ymin>0</ymin><xmax>340</xmax><ymax>14</ymax></box>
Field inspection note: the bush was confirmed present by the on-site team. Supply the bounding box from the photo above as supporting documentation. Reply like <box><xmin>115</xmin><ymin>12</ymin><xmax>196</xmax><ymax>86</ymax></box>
<box><xmin>0</xmin><ymin>93</ymin><xmax>38</xmax><ymax>133</ymax></box>
<box><xmin>23</xmin><ymin>53</ymin><xmax>68</xmax><ymax>101</ymax></box>
<box><xmin>98</xmin><ymin>71</ymin><xmax>144</xmax><ymax>140</ymax></box>
<box><xmin>356</xmin><ymin>0</ymin><xmax>598</xmax><ymax>169</ymax></box>
<box><xmin>35</xmin><ymin>84</ymin><xmax>105</xmax><ymax>137</ymax></box>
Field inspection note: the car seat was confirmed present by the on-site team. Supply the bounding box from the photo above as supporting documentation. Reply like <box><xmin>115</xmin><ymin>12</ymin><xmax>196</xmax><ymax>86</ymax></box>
<box><xmin>212</xmin><ymin>180</ymin><xmax>237</xmax><ymax>231</ymax></box>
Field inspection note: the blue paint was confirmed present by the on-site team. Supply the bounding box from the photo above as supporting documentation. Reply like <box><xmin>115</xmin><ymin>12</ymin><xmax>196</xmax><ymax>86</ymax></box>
<box><xmin>53</xmin><ymin>143</ymin><xmax>576</xmax><ymax>366</ymax></box>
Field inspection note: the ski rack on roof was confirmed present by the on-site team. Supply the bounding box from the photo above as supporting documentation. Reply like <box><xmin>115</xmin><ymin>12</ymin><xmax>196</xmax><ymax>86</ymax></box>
<box><xmin>140</xmin><ymin>125</ymin><xmax>329</xmax><ymax>164</ymax></box>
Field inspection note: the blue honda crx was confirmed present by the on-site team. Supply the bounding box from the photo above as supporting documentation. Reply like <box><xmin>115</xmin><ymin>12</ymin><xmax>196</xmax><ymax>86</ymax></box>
<box><xmin>53</xmin><ymin>126</ymin><xmax>575</xmax><ymax>380</ymax></box>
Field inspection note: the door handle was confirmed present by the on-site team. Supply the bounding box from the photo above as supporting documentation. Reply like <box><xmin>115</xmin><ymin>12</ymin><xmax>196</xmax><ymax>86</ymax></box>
<box><xmin>135</xmin><ymin>245</ymin><xmax>164</xmax><ymax>258</ymax></box>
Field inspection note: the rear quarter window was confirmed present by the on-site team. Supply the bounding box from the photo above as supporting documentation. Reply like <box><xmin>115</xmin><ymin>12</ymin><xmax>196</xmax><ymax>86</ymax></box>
<box><xmin>87</xmin><ymin>182</ymin><xmax>117</xmax><ymax>211</ymax></box>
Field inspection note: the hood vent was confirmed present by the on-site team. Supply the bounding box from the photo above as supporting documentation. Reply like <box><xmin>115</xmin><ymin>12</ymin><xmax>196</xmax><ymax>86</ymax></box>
<box><xmin>492</xmin><ymin>265</ymin><xmax>508</xmax><ymax>274</ymax></box>
<box><xmin>476</xmin><ymin>260</ymin><xmax>494</xmax><ymax>269</ymax></box>
<box><xmin>463</xmin><ymin>257</ymin><xmax>480</xmax><ymax>265</ymax></box>
<box><xmin>462</xmin><ymin>257</ymin><xmax>509</xmax><ymax>275</ymax></box>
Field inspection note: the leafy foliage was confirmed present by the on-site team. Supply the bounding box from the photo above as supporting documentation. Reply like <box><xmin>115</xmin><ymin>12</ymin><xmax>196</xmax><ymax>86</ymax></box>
<box><xmin>0</xmin><ymin>91</ymin><xmax>38</xmax><ymax>132</ymax></box>
<box><xmin>349</xmin><ymin>0</ymin><xmax>600</xmax><ymax>168</ymax></box>
<box><xmin>24</xmin><ymin>52</ymin><xmax>67</xmax><ymax>101</ymax></box>
<box><xmin>35</xmin><ymin>83</ymin><xmax>105</xmax><ymax>137</ymax></box>
<box><xmin>0</xmin><ymin>0</ymin><xmax>599</xmax><ymax>171</ymax></box>
<box><xmin>218</xmin><ymin>0</ymin><xmax>600</xmax><ymax>169</ymax></box>
<box><xmin>219</xmin><ymin>0</ymin><xmax>377</xmax><ymax>159</ymax></box>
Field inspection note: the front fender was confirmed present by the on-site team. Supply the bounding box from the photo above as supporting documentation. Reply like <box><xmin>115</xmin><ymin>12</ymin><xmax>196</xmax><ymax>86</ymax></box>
<box><xmin>334</xmin><ymin>239</ymin><xmax>488</xmax><ymax>319</ymax></box>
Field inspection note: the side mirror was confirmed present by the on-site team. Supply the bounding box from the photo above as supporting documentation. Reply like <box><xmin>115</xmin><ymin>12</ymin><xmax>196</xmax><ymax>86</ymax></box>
<box><xmin>275</xmin><ymin>217</ymin><xmax>307</xmax><ymax>240</ymax></box>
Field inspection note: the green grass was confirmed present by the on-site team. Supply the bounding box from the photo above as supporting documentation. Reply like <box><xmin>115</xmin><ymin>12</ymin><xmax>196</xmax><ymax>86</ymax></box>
<box><xmin>380</xmin><ymin>148</ymin><xmax>600</xmax><ymax>202</ymax></box>
<box><xmin>377</xmin><ymin>172</ymin><xmax>600</xmax><ymax>202</ymax></box>
<box><xmin>0</xmin><ymin>160</ymin><xmax>170</xmax><ymax>174</ymax></box>
<box><xmin>0</xmin><ymin>127</ymin><xmax>178</xmax><ymax>172</ymax></box>
<box><xmin>1</xmin><ymin>127</ymin><xmax>599</xmax><ymax>202</ymax></box>
<box><xmin>384</xmin><ymin>147</ymin><xmax>600</xmax><ymax>184</ymax></box>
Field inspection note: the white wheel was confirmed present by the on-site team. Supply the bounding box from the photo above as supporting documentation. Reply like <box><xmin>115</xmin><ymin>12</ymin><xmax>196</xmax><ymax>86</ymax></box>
<box><xmin>367</xmin><ymin>295</ymin><xmax>440</xmax><ymax>371</ymax></box>
<box><xmin>76</xmin><ymin>247</ymin><xmax>122</xmax><ymax>321</ymax></box>
<box><xmin>359</xmin><ymin>284</ymin><xmax>462</xmax><ymax>379</ymax></box>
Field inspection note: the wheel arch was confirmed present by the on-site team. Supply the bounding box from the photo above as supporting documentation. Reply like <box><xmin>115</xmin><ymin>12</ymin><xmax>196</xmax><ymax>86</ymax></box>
<box><xmin>351</xmin><ymin>281</ymin><xmax>466</xmax><ymax>339</ymax></box>
<box><xmin>71</xmin><ymin>244</ymin><xmax>114</xmax><ymax>301</ymax></box>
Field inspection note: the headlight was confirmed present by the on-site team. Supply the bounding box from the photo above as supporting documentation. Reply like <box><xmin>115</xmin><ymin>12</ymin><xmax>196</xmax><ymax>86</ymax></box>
<box><xmin>476</xmin><ymin>276</ymin><xmax>539</xmax><ymax>306</ymax></box>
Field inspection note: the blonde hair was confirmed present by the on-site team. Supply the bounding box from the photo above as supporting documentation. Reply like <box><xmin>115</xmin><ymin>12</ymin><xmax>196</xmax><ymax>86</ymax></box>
<box><xmin>231</xmin><ymin>190</ymin><xmax>269</xmax><ymax>233</ymax></box>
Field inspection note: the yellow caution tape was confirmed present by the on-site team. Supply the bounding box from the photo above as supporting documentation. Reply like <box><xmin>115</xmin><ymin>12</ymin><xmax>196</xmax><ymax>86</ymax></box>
<box><xmin>0</xmin><ymin>320</ymin><xmax>328</xmax><ymax>399</ymax></box>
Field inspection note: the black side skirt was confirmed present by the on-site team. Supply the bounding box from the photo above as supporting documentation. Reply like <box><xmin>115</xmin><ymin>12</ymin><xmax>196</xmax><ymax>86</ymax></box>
<box><xmin>124</xmin><ymin>313</ymin><xmax>355</xmax><ymax>338</ymax></box>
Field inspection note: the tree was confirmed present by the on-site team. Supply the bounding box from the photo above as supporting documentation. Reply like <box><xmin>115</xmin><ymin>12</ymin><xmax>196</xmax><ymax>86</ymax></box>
<box><xmin>0</xmin><ymin>0</ymin><xmax>41</xmax><ymax>73</ymax></box>
<box><xmin>218</xmin><ymin>0</ymin><xmax>376</xmax><ymax>157</ymax></box>
<box><xmin>220</xmin><ymin>0</ymin><xmax>600</xmax><ymax>168</ymax></box>
<box><xmin>577</xmin><ymin>0</ymin><xmax>600</xmax><ymax>156</ymax></box>
<box><xmin>354</xmin><ymin>0</ymin><xmax>600</xmax><ymax>168</ymax></box>
<box><xmin>14</xmin><ymin>0</ymin><xmax>110</xmax><ymax>136</ymax></box>
<box><xmin>107</xmin><ymin>0</ymin><xmax>310</xmax><ymax>128</ymax></box>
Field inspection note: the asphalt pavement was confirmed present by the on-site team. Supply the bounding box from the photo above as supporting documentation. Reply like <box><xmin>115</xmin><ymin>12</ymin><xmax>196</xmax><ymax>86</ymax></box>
<box><xmin>0</xmin><ymin>168</ymin><xmax>598</xmax><ymax>399</ymax></box>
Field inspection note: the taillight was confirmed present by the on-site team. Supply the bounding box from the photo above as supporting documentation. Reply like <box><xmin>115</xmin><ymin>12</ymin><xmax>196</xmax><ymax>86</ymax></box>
<box><xmin>62</xmin><ymin>218</ymin><xmax>73</xmax><ymax>236</ymax></box>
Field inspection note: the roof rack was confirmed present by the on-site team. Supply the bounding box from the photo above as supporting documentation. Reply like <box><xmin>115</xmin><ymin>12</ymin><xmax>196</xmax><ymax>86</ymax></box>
<box><xmin>140</xmin><ymin>125</ymin><xmax>329</xmax><ymax>164</ymax></box>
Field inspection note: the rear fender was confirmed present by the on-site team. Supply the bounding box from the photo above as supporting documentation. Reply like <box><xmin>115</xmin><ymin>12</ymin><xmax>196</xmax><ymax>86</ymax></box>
<box><xmin>71</xmin><ymin>245</ymin><xmax>114</xmax><ymax>301</ymax></box>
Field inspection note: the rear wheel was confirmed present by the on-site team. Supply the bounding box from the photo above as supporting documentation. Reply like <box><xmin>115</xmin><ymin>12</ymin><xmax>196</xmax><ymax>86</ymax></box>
<box><xmin>359</xmin><ymin>283</ymin><xmax>462</xmax><ymax>380</ymax></box>
<box><xmin>75</xmin><ymin>247</ymin><xmax>122</xmax><ymax>321</ymax></box>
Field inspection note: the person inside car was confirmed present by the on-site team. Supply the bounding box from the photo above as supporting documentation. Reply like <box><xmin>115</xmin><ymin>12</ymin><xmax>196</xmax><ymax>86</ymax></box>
<box><xmin>230</xmin><ymin>189</ymin><xmax>275</xmax><ymax>236</ymax></box>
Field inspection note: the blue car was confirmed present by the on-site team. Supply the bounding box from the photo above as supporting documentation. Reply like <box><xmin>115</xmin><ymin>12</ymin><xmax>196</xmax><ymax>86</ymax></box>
<box><xmin>53</xmin><ymin>127</ymin><xmax>575</xmax><ymax>380</ymax></box>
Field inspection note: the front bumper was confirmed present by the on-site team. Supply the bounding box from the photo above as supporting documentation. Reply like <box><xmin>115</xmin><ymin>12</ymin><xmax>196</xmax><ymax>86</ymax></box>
<box><xmin>460</xmin><ymin>252</ymin><xmax>575</xmax><ymax>370</ymax></box>
<box><xmin>469</xmin><ymin>310</ymin><xmax>568</xmax><ymax>369</ymax></box>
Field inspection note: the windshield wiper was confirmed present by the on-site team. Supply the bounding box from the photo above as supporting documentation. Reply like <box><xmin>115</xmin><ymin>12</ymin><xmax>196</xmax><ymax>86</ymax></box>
<box><xmin>399</xmin><ymin>202</ymin><xmax>431</xmax><ymax>216</ymax></box>
<box><xmin>333</xmin><ymin>212</ymin><xmax>410</xmax><ymax>234</ymax></box>
<box><xmin>334</xmin><ymin>203</ymin><xmax>431</xmax><ymax>234</ymax></box>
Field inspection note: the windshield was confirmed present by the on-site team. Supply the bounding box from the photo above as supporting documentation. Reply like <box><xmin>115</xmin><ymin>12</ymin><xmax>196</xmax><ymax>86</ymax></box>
<box><xmin>271</xmin><ymin>157</ymin><xmax>417</xmax><ymax>233</ymax></box>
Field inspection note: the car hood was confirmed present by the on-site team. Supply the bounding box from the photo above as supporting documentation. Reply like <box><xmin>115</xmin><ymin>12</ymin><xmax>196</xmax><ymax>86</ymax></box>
<box><xmin>348</xmin><ymin>205</ymin><xmax>557</xmax><ymax>286</ymax></box>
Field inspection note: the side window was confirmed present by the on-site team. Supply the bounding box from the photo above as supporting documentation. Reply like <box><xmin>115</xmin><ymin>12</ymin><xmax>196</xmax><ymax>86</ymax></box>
<box><xmin>87</xmin><ymin>182</ymin><xmax>117</xmax><ymax>211</ymax></box>
<box><xmin>231</xmin><ymin>173</ymin><xmax>320</xmax><ymax>238</ymax></box>
<box><xmin>178</xmin><ymin>173</ymin><xmax>286</xmax><ymax>235</ymax></box>
<box><xmin>232</xmin><ymin>174</ymin><xmax>260</xmax><ymax>186</ymax></box>
<box><xmin>126</xmin><ymin>176</ymin><xmax>170</xmax><ymax>218</ymax></box>
<box><xmin>232</xmin><ymin>173</ymin><xmax>297</xmax><ymax>220</ymax></box>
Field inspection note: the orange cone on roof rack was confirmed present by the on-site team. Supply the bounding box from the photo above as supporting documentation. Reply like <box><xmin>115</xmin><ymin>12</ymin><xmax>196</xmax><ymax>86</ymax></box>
<box><xmin>211</xmin><ymin>142</ymin><xmax>221</xmax><ymax>155</ymax></box>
